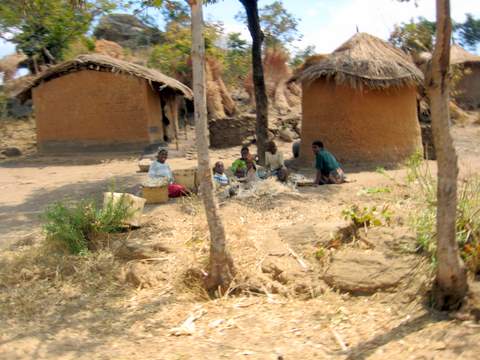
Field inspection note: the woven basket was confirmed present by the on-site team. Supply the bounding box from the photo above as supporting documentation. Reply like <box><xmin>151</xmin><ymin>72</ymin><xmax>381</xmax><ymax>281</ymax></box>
<box><xmin>173</xmin><ymin>168</ymin><xmax>199</xmax><ymax>192</ymax></box>
<box><xmin>142</xmin><ymin>185</ymin><xmax>169</xmax><ymax>204</ymax></box>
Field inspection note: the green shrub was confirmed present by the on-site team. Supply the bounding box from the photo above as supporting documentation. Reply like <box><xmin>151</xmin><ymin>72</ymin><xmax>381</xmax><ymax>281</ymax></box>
<box><xmin>342</xmin><ymin>204</ymin><xmax>392</xmax><ymax>229</ymax></box>
<box><xmin>407</xmin><ymin>154</ymin><xmax>480</xmax><ymax>273</ymax></box>
<box><xmin>43</xmin><ymin>196</ymin><xmax>131</xmax><ymax>255</ymax></box>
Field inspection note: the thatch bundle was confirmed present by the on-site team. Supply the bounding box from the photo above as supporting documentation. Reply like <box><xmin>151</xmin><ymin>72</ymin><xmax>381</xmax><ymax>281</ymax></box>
<box><xmin>0</xmin><ymin>53</ymin><xmax>27</xmax><ymax>82</ymax></box>
<box><xmin>17</xmin><ymin>54</ymin><xmax>193</xmax><ymax>101</ymax></box>
<box><xmin>245</xmin><ymin>48</ymin><xmax>301</xmax><ymax>113</ymax></box>
<box><xmin>94</xmin><ymin>39</ymin><xmax>125</xmax><ymax>60</ymax></box>
<box><xmin>206</xmin><ymin>57</ymin><xmax>236</xmax><ymax>119</ymax></box>
<box><xmin>291</xmin><ymin>33</ymin><xmax>424</xmax><ymax>90</ymax></box>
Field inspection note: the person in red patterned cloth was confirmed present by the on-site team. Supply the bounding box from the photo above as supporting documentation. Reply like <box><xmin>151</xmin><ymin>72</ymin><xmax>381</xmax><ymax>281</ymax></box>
<box><xmin>148</xmin><ymin>148</ymin><xmax>188</xmax><ymax>198</ymax></box>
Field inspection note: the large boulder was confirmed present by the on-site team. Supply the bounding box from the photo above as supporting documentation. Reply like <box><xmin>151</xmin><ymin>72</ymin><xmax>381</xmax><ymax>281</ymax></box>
<box><xmin>1</xmin><ymin>147</ymin><xmax>22</xmax><ymax>157</ymax></box>
<box><xmin>323</xmin><ymin>249</ymin><xmax>410</xmax><ymax>294</ymax></box>
<box><xmin>279</xmin><ymin>128</ymin><xmax>296</xmax><ymax>142</ymax></box>
<box><xmin>93</xmin><ymin>14</ymin><xmax>163</xmax><ymax>49</ymax></box>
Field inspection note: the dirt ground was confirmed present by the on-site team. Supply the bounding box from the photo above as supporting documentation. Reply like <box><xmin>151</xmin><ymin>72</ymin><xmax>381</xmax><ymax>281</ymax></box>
<box><xmin>1</xmin><ymin>120</ymin><xmax>480</xmax><ymax>359</ymax></box>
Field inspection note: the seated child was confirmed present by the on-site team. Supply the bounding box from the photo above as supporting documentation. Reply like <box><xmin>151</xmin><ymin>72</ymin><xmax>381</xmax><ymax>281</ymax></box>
<box><xmin>231</xmin><ymin>146</ymin><xmax>250</xmax><ymax>178</ymax></box>
<box><xmin>213</xmin><ymin>161</ymin><xmax>229</xmax><ymax>186</ymax></box>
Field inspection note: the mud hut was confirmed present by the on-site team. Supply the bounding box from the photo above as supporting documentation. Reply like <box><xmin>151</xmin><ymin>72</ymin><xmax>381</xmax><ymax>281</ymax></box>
<box><xmin>290</xmin><ymin>33</ymin><xmax>424</xmax><ymax>164</ymax></box>
<box><xmin>450</xmin><ymin>44</ymin><xmax>480</xmax><ymax>109</ymax></box>
<box><xmin>18</xmin><ymin>54</ymin><xmax>192</xmax><ymax>152</ymax></box>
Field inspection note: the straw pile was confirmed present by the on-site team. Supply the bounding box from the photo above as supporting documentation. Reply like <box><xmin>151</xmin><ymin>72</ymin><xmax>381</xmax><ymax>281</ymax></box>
<box><xmin>206</xmin><ymin>57</ymin><xmax>236</xmax><ymax>119</ymax></box>
<box><xmin>245</xmin><ymin>48</ymin><xmax>301</xmax><ymax>113</ymax></box>
<box><xmin>0</xmin><ymin>53</ymin><xmax>27</xmax><ymax>82</ymax></box>
<box><xmin>291</xmin><ymin>33</ymin><xmax>424</xmax><ymax>90</ymax></box>
<box><xmin>94</xmin><ymin>39</ymin><xmax>125</xmax><ymax>60</ymax></box>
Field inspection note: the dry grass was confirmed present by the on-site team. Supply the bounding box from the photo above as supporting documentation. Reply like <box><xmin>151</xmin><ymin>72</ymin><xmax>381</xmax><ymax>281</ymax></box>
<box><xmin>0</xmin><ymin>244</ymin><xmax>124</xmax><ymax>319</ymax></box>
<box><xmin>0</xmin><ymin>182</ymin><xmax>312</xmax><ymax>321</ymax></box>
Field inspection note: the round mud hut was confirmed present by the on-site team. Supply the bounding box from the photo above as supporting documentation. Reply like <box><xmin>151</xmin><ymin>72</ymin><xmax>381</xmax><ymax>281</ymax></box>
<box><xmin>450</xmin><ymin>44</ymin><xmax>480</xmax><ymax>110</ymax></box>
<box><xmin>17</xmin><ymin>55</ymin><xmax>192</xmax><ymax>152</ymax></box>
<box><xmin>291</xmin><ymin>33</ymin><xmax>424</xmax><ymax>164</ymax></box>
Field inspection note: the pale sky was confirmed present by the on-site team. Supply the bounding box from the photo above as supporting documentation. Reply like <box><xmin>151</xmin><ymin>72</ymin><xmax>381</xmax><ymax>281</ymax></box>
<box><xmin>204</xmin><ymin>0</ymin><xmax>480</xmax><ymax>54</ymax></box>
<box><xmin>1</xmin><ymin>0</ymin><xmax>479</xmax><ymax>59</ymax></box>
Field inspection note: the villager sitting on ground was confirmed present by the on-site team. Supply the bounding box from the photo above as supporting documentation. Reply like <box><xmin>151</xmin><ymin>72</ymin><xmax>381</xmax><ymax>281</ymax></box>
<box><xmin>312</xmin><ymin>140</ymin><xmax>346</xmax><ymax>185</ymax></box>
<box><xmin>213</xmin><ymin>161</ymin><xmax>229</xmax><ymax>186</ymax></box>
<box><xmin>245</xmin><ymin>155</ymin><xmax>260</xmax><ymax>183</ymax></box>
<box><xmin>148</xmin><ymin>148</ymin><xmax>188</xmax><ymax>198</ymax></box>
<box><xmin>231</xmin><ymin>146</ymin><xmax>251</xmax><ymax>178</ymax></box>
<box><xmin>213</xmin><ymin>161</ymin><xmax>238</xmax><ymax>198</ymax></box>
<box><xmin>265</xmin><ymin>141</ymin><xmax>288</xmax><ymax>182</ymax></box>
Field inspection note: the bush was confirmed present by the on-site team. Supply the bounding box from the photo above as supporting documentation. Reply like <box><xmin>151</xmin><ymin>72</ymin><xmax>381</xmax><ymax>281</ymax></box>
<box><xmin>407</xmin><ymin>154</ymin><xmax>480</xmax><ymax>273</ymax></box>
<box><xmin>342</xmin><ymin>204</ymin><xmax>392</xmax><ymax>229</ymax></box>
<box><xmin>43</xmin><ymin>196</ymin><xmax>131</xmax><ymax>255</ymax></box>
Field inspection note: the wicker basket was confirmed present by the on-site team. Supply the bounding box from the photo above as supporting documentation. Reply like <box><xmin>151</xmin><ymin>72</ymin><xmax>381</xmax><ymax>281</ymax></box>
<box><xmin>142</xmin><ymin>185</ymin><xmax>169</xmax><ymax>204</ymax></box>
<box><xmin>173</xmin><ymin>168</ymin><xmax>199</xmax><ymax>192</ymax></box>
<box><xmin>138</xmin><ymin>159</ymin><xmax>151</xmax><ymax>173</ymax></box>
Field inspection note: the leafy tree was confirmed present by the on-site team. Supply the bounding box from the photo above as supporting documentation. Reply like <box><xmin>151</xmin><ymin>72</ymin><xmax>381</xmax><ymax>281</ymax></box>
<box><xmin>223</xmin><ymin>32</ymin><xmax>251</xmax><ymax>85</ymax></box>
<box><xmin>456</xmin><ymin>13</ymin><xmax>480</xmax><ymax>51</ymax></box>
<box><xmin>390</xmin><ymin>14</ymin><xmax>480</xmax><ymax>54</ymax></box>
<box><xmin>290</xmin><ymin>45</ymin><xmax>316</xmax><ymax>68</ymax></box>
<box><xmin>0</xmin><ymin>0</ymin><xmax>115</xmax><ymax>73</ymax></box>
<box><xmin>235</xmin><ymin>0</ymin><xmax>301</xmax><ymax>49</ymax></box>
<box><xmin>160</xmin><ymin>0</ymin><xmax>190</xmax><ymax>26</ymax></box>
<box><xmin>227</xmin><ymin>32</ymin><xmax>248</xmax><ymax>53</ymax></box>
<box><xmin>389</xmin><ymin>17</ymin><xmax>436</xmax><ymax>53</ymax></box>
<box><xmin>147</xmin><ymin>19</ymin><xmax>224</xmax><ymax>83</ymax></box>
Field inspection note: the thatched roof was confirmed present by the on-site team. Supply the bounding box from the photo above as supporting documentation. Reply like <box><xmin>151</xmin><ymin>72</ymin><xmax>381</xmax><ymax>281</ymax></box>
<box><xmin>291</xmin><ymin>33</ymin><xmax>424</xmax><ymax>90</ymax></box>
<box><xmin>450</xmin><ymin>44</ymin><xmax>480</xmax><ymax>65</ymax></box>
<box><xmin>17</xmin><ymin>54</ymin><xmax>193</xmax><ymax>100</ymax></box>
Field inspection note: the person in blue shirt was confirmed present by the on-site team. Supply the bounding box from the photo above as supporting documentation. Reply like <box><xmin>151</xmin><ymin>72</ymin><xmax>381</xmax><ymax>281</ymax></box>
<box><xmin>148</xmin><ymin>148</ymin><xmax>187</xmax><ymax>197</ymax></box>
<box><xmin>213</xmin><ymin>161</ymin><xmax>229</xmax><ymax>186</ymax></box>
<box><xmin>312</xmin><ymin>140</ymin><xmax>346</xmax><ymax>185</ymax></box>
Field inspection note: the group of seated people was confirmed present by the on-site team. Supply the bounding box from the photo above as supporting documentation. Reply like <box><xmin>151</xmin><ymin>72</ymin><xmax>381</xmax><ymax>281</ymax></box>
<box><xmin>212</xmin><ymin>139</ymin><xmax>345</xmax><ymax>188</ymax></box>
<box><xmin>147</xmin><ymin>139</ymin><xmax>345</xmax><ymax>198</ymax></box>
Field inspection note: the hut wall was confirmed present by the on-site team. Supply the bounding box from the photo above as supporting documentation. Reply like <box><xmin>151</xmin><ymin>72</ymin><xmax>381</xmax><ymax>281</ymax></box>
<box><xmin>33</xmin><ymin>70</ymin><xmax>161</xmax><ymax>152</ymax></box>
<box><xmin>299</xmin><ymin>80</ymin><xmax>422</xmax><ymax>164</ymax></box>
<box><xmin>144</xmin><ymin>81</ymin><xmax>165</xmax><ymax>143</ymax></box>
<box><xmin>454</xmin><ymin>64</ymin><xmax>480</xmax><ymax>109</ymax></box>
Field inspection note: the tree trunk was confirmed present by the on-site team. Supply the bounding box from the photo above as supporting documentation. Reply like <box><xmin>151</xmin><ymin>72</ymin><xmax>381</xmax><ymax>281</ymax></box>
<box><xmin>189</xmin><ymin>0</ymin><xmax>234</xmax><ymax>295</ymax></box>
<box><xmin>427</xmin><ymin>0</ymin><xmax>468</xmax><ymax>310</ymax></box>
<box><xmin>239</xmin><ymin>0</ymin><xmax>269</xmax><ymax>165</ymax></box>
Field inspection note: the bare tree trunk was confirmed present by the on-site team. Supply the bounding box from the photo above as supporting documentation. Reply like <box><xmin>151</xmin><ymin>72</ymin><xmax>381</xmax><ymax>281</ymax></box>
<box><xmin>427</xmin><ymin>0</ymin><xmax>468</xmax><ymax>310</ymax></box>
<box><xmin>239</xmin><ymin>0</ymin><xmax>269</xmax><ymax>165</ymax></box>
<box><xmin>189</xmin><ymin>0</ymin><xmax>234</xmax><ymax>294</ymax></box>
